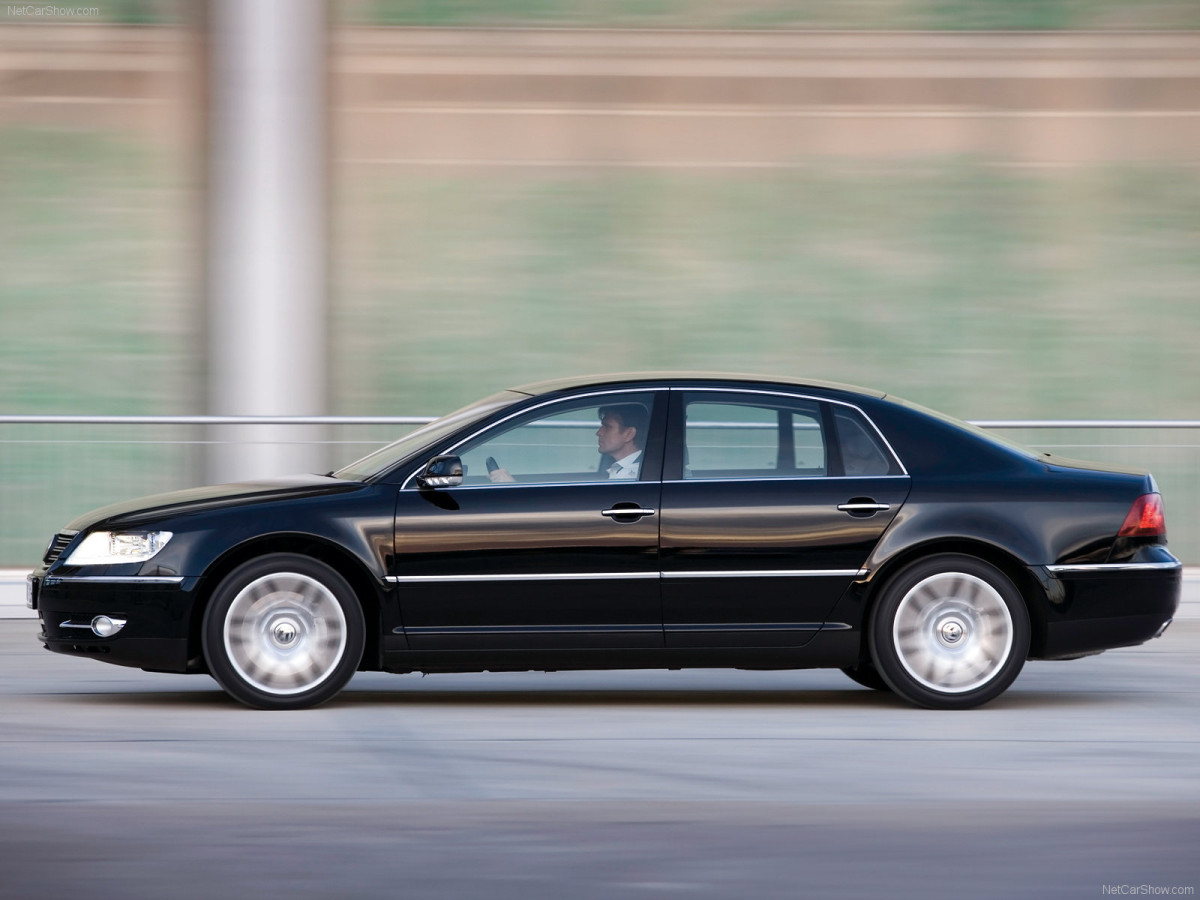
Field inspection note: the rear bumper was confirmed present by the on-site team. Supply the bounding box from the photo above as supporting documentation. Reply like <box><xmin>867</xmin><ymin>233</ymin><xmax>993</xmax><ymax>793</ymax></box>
<box><xmin>1034</xmin><ymin>551</ymin><xmax>1182</xmax><ymax>660</ymax></box>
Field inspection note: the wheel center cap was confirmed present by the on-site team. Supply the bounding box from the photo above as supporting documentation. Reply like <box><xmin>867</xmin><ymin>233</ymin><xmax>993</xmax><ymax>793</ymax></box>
<box><xmin>272</xmin><ymin>619</ymin><xmax>299</xmax><ymax>647</ymax></box>
<box><xmin>939</xmin><ymin>619</ymin><xmax>966</xmax><ymax>645</ymax></box>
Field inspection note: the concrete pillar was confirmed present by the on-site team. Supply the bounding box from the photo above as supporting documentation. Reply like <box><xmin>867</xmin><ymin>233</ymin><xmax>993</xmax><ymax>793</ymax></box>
<box><xmin>204</xmin><ymin>0</ymin><xmax>328</xmax><ymax>483</ymax></box>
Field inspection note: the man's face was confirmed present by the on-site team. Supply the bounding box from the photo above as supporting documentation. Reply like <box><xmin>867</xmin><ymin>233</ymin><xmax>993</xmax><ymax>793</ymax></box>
<box><xmin>597</xmin><ymin>413</ymin><xmax>636</xmax><ymax>457</ymax></box>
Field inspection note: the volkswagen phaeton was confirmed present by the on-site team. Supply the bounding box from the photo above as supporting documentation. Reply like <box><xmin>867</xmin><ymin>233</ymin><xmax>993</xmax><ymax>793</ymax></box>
<box><xmin>27</xmin><ymin>374</ymin><xmax>1181</xmax><ymax>709</ymax></box>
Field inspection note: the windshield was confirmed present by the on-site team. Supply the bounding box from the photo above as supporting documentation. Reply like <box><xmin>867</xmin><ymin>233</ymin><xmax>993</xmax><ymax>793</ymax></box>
<box><xmin>333</xmin><ymin>390</ymin><xmax>525</xmax><ymax>481</ymax></box>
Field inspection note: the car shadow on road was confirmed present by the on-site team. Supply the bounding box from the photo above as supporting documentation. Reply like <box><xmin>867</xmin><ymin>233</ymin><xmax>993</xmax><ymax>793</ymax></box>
<box><xmin>45</xmin><ymin>684</ymin><xmax>907</xmax><ymax>710</ymax></box>
<box><xmin>332</xmin><ymin>687</ymin><xmax>906</xmax><ymax>709</ymax></box>
<box><xmin>51</xmin><ymin>691</ymin><xmax>1118</xmax><ymax>710</ymax></box>
<box><xmin>44</xmin><ymin>684</ymin><xmax>1123</xmax><ymax>712</ymax></box>
<box><xmin>329</xmin><ymin>686</ymin><xmax>1123</xmax><ymax>711</ymax></box>
<box><xmin>40</xmin><ymin>688</ymin><xmax>238</xmax><ymax>709</ymax></box>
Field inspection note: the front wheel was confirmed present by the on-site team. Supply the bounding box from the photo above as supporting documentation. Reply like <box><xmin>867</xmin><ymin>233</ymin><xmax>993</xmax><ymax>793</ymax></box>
<box><xmin>868</xmin><ymin>554</ymin><xmax>1030</xmax><ymax>710</ymax></box>
<box><xmin>202</xmin><ymin>554</ymin><xmax>365</xmax><ymax>710</ymax></box>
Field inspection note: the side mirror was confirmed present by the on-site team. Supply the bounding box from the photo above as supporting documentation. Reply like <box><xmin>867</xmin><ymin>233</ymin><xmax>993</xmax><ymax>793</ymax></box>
<box><xmin>417</xmin><ymin>455</ymin><xmax>463</xmax><ymax>489</ymax></box>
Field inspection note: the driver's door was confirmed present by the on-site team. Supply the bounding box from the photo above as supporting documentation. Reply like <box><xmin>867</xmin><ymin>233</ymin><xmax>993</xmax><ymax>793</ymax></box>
<box><xmin>390</xmin><ymin>389</ymin><xmax>665</xmax><ymax>651</ymax></box>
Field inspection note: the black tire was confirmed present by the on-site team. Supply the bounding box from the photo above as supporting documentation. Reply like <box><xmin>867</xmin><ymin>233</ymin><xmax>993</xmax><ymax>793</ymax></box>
<box><xmin>201</xmin><ymin>553</ymin><xmax>365</xmax><ymax>710</ymax></box>
<box><xmin>868</xmin><ymin>554</ymin><xmax>1030</xmax><ymax>710</ymax></box>
<box><xmin>841</xmin><ymin>662</ymin><xmax>892</xmax><ymax>692</ymax></box>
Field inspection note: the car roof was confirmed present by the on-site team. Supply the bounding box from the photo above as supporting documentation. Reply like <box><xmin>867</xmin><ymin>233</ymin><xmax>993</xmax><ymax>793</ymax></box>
<box><xmin>511</xmin><ymin>372</ymin><xmax>889</xmax><ymax>400</ymax></box>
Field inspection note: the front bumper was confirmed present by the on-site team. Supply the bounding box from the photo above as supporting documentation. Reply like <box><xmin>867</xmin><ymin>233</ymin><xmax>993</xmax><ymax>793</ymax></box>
<box><xmin>30</xmin><ymin>570</ymin><xmax>202</xmax><ymax>673</ymax></box>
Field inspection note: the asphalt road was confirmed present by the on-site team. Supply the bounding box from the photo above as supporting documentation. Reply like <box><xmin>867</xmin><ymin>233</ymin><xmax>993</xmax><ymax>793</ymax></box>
<box><xmin>1</xmin><ymin>619</ymin><xmax>1197</xmax><ymax>900</ymax></box>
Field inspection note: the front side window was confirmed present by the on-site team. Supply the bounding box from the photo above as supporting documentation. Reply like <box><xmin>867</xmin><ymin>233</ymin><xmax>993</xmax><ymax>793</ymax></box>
<box><xmin>452</xmin><ymin>392</ymin><xmax>658</xmax><ymax>485</ymax></box>
<box><xmin>682</xmin><ymin>395</ymin><xmax>827</xmax><ymax>479</ymax></box>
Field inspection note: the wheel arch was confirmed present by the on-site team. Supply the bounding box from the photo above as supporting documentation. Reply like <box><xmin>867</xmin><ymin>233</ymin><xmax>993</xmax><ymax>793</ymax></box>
<box><xmin>853</xmin><ymin>538</ymin><xmax>1049</xmax><ymax>660</ymax></box>
<box><xmin>185</xmin><ymin>534</ymin><xmax>386</xmax><ymax>672</ymax></box>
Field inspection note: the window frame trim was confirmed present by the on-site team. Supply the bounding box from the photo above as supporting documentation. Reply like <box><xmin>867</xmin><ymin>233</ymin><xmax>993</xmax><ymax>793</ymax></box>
<box><xmin>665</xmin><ymin>386</ymin><xmax>907</xmax><ymax>482</ymax></box>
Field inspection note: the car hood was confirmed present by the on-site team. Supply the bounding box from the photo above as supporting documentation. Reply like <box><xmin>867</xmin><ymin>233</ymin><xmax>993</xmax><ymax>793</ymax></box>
<box><xmin>66</xmin><ymin>475</ymin><xmax>362</xmax><ymax>531</ymax></box>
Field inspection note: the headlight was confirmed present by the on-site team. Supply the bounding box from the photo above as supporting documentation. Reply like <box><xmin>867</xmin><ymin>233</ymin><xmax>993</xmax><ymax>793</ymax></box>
<box><xmin>65</xmin><ymin>531</ymin><xmax>173</xmax><ymax>566</ymax></box>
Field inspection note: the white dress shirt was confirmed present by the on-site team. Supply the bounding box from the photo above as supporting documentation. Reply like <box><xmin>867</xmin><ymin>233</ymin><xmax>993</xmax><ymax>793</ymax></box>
<box><xmin>607</xmin><ymin>450</ymin><xmax>642</xmax><ymax>480</ymax></box>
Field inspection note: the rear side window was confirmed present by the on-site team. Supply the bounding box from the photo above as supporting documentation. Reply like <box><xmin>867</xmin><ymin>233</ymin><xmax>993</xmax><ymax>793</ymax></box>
<box><xmin>682</xmin><ymin>396</ymin><xmax>827</xmax><ymax>479</ymax></box>
<box><xmin>834</xmin><ymin>408</ymin><xmax>901</xmax><ymax>476</ymax></box>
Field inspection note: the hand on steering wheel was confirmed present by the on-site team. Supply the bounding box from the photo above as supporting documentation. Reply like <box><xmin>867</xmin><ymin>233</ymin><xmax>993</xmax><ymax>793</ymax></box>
<box><xmin>486</xmin><ymin>456</ymin><xmax>515</xmax><ymax>483</ymax></box>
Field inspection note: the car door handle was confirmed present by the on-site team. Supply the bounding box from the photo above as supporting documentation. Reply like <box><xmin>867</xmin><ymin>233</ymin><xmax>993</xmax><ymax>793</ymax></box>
<box><xmin>837</xmin><ymin>500</ymin><xmax>891</xmax><ymax>514</ymax></box>
<box><xmin>601</xmin><ymin>505</ymin><xmax>657</xmax><ymax>521</ymax></box>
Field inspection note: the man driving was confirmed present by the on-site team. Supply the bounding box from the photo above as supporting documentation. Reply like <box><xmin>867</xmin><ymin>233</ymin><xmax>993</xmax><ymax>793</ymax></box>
<box><xmin>596</xmin><ymin>403</ymin><xmax>647</xmax><ymax>479</ymax></box>
<box><xmin>488</xmin><ymin>402</ymin><xmax>649</xmax><ymax>482</ymax></box>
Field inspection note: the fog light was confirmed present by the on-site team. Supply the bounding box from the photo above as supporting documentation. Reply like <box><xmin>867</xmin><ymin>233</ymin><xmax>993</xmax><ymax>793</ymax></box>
<box><xmin>91</xmin><ymin>616</ymin><xmax>127</xmax><ymax>638</ymax></box>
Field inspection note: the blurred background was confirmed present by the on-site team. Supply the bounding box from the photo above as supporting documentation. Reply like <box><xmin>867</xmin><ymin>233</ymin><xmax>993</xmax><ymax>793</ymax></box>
<box><xmin>2</xmin><ymin>0</ymin><xmax>1199</xmax><ymax>565</ymax></box>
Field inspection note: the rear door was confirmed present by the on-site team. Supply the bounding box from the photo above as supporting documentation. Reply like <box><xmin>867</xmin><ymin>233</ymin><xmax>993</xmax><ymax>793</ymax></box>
<box><xmin>659</xmin><ymin>389</ymin><xmax>910</xmax><ymax>647</ymax></box>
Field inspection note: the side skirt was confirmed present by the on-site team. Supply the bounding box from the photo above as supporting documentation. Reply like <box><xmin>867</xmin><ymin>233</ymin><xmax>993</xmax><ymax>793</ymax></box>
<box><xmin>379</xmin><ymin>629</ymin><xmax>860</xmax><ymax>674</ymax></box>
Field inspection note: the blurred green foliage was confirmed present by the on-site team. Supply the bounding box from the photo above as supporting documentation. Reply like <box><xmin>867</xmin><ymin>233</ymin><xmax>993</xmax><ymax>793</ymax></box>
<box><xmin>105</xmin><ymin>0</ymin><xmax>174</xmax><ymax>24</ymax></box>
<box><xmin>5</xmin><ymin>124</ymin><xmax>1200</xmax><ymax>422</ymax></box>
<box><xmin>334</xmin><ymin>162</ymin><xmax>1200</xmax><ymax>423</ymax></box>
<box><xmin>0</xmin><ymin>128</ymin><xmax>191</xmax><ymax>416</ymax></box>
<box><xmin>345</xmin><ymin>0</ymin><xmax>1200</xmax><ymax>30</ymax></box>
<box><xmin>33</xmin><ymin>0</ymin><xmax>1199</xmax><ymax>30</ymax></box>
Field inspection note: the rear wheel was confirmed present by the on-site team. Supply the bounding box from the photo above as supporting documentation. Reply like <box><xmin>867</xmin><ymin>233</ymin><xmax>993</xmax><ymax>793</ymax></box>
<box><xmin>868</xmin><ymin>554</ymin><xmax>1030</xmax><ymax>710</ymax></box>
<box><xmin>202</xmin><ymin>554</ymin><xmax>365</xmax><ymax>710</ymax></box>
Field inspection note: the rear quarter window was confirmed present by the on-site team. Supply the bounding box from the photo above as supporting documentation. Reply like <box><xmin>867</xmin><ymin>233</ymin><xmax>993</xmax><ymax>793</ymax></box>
<box><xmin>833</xmin><ymin>409</ymin><xmax>902</xmax><ymax>476</ymax></box>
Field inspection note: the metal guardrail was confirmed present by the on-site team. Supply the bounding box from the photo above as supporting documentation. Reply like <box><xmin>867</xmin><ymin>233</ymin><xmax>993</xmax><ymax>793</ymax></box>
<box><xmin>0</xmin><ymin>416</ymin><xmax>434</xmax><ymax>425</ymax></box>
<box><xmin>972</xmin><ymin>421</ymin><xmax>1200</xmax><ymax>429</ymax></box>
<box><xmin>5</xmin><ymin>416</ymin><xmax>1200</xmax><ymax>428</ymax></box>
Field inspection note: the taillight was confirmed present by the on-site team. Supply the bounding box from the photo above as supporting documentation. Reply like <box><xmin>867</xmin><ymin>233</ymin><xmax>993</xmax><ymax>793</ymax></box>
<box><xmin>1118</xmin><ymin>493</ymin><xmax>1166</xmax><ymax>539</ymax></box>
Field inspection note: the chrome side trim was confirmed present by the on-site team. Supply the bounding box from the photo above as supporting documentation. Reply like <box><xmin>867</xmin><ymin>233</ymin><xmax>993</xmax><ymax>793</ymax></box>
<box><xmin>387</xmin><ymin>572</ymin><xmax>659</xmax><ymax>583</ymax></box>
<box><xmin>388</xmin><ymin>569</ymin><xmax>867</xmax><ymax>583</ymax></box>
<box><xmin>1046</xmin><ymin>561</ymin><xmax>1182</xmax><ymax>575</ymax></box>
<box><xmin>665</xmin><ymin>569</ymin><xmax>867</xmax><ymax>579</ymax></box>
<box><xmin>400</xmin><ymin>624</ymin><xmax>662</xmax><ymax>635</ymax></box>
<box><xmin>59</xmin><ymin>620</ymin><xmax>95</xmax><ymax>629</ymax></box>
<box><xmin>401</xmin><ymin>480</ymin><xmax>644</xmax><ymax>492</ymax></box>
<box><xmin>666</xmin><ymin>623</ymin><xmax>824</xmax><ymax>632</ymax></box>
<box><xmin>663</xmin><ymin>475</ymin><xmax>910</xmax><ymax>485</ymax></box>
<box><xmin>47</xmin><ymin>576</ymin><xmax>186</xmax><ymax>585</ymax></box>
<box><xmin>438</xmin><ymin>475</ymin><xmax>909</xmax><ymax>489</ymax></box>
<box><xmin>396</xmin><ymin>623</ymin><xmax>854</xmax><ymax>636</ymax></box>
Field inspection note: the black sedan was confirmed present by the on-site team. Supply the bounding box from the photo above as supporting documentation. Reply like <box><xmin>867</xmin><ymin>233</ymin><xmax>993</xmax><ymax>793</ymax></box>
<box><xmin>28</xmin><ymin>374</ymin><xmax>1181</xmax><ymax>710</ymax></box>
